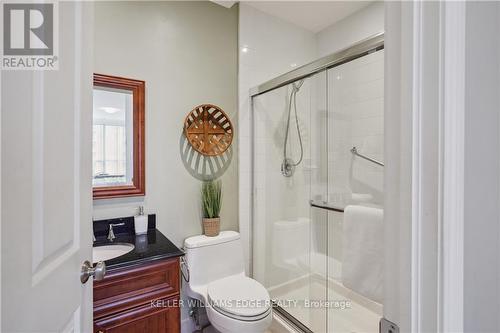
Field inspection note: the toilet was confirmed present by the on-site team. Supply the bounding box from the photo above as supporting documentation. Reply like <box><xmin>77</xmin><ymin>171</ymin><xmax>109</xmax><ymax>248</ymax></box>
<box><xmin>183</xmin><ymin>231</ymin><xmax>272</xmax><ymax>333</ymax></box>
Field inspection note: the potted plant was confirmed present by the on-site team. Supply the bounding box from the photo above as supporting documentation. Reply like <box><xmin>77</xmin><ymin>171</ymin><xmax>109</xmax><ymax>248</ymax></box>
<box><xmin>201</xmin><ymin>180</ymin><xmax>222</xmax><ymax>237</ymax></box>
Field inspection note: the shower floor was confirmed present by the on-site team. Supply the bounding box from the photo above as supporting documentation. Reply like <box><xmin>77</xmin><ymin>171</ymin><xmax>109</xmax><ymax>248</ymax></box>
<box><xmin>269</xmin><ymin>274</ymin><xmax>382</xmax><ymax>333</ymax></box>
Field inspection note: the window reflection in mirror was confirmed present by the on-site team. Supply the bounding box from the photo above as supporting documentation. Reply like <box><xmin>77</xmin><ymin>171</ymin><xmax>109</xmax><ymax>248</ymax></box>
<box><xmin>92</xmin><ymin>87</ymin><xmax>133</xmax><ymax>187</ymax></box>
<box><xmin>92</xmin><ymin>73</ymin><xmax>145</xmax><ymax>199</ymax></box>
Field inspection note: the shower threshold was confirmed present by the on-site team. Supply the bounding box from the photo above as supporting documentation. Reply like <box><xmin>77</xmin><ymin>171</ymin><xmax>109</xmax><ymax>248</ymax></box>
<box><xmin>268</xmin><ymin>273</ymin><xmax>382</xmax><ymax>333</ymax></box>
<box><xmin>273</xmin><ymin>304</ymin><xmax>313</xmax><ymax>333</ymax></box>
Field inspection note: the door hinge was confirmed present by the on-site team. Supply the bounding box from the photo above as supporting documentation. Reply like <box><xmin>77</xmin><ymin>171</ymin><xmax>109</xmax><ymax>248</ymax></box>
<box><xmin>380</xmin><ymin>318</ymin><xmax>399</xmax><ymax>333</ymax></box>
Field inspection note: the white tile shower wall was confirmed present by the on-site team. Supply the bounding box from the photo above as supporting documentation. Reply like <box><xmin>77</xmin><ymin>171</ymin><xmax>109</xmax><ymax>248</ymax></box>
<box><xmin>253</xmin><ymin>80</ymin><xmax>314</xmax><ymax>287</ymax></box>
<box><xmin>316</xmin><ymin>2</ymin><xmax>384</xmax><ymax>57</ymax></box>
<box><xmin>328</xmin><ymin>50</ymin><xmax>384</xmax><ymax>204</ymax></box>
<box><xmin>239</xmin><ymin>3</ymin><xmax>316</xmax><ymax>273</ymax></box>
<box><xmin>239</xmin><ymin>2</ymin><xmax>385</xmax><ymax>276</ymax></box>
<box><xmin>326</xmin><ymin>50</ymin><xmax>384</xmax><ymax>280</ymax></box>
<box><xmin>253</xmin><ymin>76</ymin><xmax>332</xmax><ymax>330</ymax></box>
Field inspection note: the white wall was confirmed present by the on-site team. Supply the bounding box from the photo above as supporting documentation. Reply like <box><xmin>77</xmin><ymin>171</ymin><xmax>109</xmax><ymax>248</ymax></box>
<box><xmin>326</xmin><ymin>50</ymin><xmax>384</xmax><ymax>284</ymax></box>
<box><xmin>252</xmin><ymin>76</ymin><xmax>315</xmax><ymax>284</ymax></box>
<box><xmin>239</xmin><ymin>1</ymin><xmax>385</xmax><ymax>275</ymax></box>
<box><xmin>464</xmin><ymin>2</ymin><xmax>500</xmax><ymax>331</ymax></box>
<box><xmin>317</xmin><ymin>1</ymin><xmax>384</xmax><ymax>57</ymax></box>
<box><xmin>327</xmin><ymin>50</ymin><xmax>384</xmax><ymax>206</ymax></box>
<box><xmin>238</xmin><ymin>3</ymin><xmax>317</xmax><ymax>273</ymax></box>
<box><xmin>93</xmin><ymin>1</ymin><xmax>238</xmax><ymax>248</ymax></box>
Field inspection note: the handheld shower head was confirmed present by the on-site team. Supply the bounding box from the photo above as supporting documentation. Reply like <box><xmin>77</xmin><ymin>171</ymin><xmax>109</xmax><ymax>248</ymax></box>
<box><xmin>293</xmin><ymin>79</ymin><xmax>304</xmax><ymax>92</ymax></box>
<box><xmin>282</xmin><ymin>79</ymin><xmax>305</xmax><ymax>177</ymax></box>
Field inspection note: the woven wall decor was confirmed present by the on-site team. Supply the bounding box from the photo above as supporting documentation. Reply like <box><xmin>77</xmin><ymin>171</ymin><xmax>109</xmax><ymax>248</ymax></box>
<box><xmin>184</xmin><ymin>104</ymin><xmax>234</xmax><ymax>156</ymax></box>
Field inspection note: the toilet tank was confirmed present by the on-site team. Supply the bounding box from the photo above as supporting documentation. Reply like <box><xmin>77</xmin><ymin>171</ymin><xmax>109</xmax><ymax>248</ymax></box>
<box><xmin>184</xmin><ymin>231</ymin><xmax>245</xmax><ymax>288</ymax></box>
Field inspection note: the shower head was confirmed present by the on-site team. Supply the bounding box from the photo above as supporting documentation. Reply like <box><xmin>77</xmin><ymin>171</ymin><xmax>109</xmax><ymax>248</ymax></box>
<box><xmin>293</xmin><ymin>79</ymin><xmax>305</xmax><ymax>92</ymax></box>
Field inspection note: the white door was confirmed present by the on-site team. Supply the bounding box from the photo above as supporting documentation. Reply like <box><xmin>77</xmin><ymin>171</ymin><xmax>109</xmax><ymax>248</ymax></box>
<box><xmin>384</xmin><ymin>1</ymin><xmax>445</xmax><ymax>331</ymax></box>
<box><xmin>1</xmin><ymin>2</ymin><xmax>94</xmax><ymax>332</ymax></box>
<box><xmin>383</xmin><ymin>1</ymin><xmax>495</xmax><ymax>332</ymax></box>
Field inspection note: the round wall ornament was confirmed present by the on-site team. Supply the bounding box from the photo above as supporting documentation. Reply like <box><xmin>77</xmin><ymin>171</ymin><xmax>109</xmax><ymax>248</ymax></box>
<box><xmin>183</xmin><ymin>104</ymin><xmax>234</xmax><ymax>156</ymax></box>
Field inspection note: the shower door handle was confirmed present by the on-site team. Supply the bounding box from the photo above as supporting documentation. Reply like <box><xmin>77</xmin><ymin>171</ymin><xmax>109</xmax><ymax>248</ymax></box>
<box><xmin>309</xmin><ymin>200</ymin><xmax>345</xmax><ymax>213</ymax></box>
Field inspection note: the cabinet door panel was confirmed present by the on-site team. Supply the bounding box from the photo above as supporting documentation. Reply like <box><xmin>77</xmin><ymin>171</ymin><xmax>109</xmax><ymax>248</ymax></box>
<box><xmin>94</xmin><ymin>297</ymin><xmax>180</xmax><ymax>333</ymax></box>
<box><xmin>94</xmin><ymin>259</ymin><xmax>180</xmax><ymax>319</ymax></box>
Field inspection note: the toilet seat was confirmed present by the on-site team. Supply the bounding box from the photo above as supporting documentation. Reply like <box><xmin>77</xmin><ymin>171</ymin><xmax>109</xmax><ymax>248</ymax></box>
<box><xmin>207</xmin><ymin>275</ymin><xmax>271</xmax><ymax>321</ymax></box>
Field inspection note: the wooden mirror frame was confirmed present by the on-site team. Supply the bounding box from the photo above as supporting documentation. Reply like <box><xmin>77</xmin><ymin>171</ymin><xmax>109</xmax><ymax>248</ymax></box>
<box><xmin>93</xmin><ymin>73</ymin><xmax>145</xmax><ymax>199</ymax></box>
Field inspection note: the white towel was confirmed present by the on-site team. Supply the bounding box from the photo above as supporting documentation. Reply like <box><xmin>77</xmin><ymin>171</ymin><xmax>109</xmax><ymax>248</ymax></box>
<box><xmin>351</xmin><ymin>192</ymin><xmax>374</xmax><ymax>204</ymax></box>
<box><xmin>342</xmin><ymin>204</ymin><xmax>383</xmax><ymax>303</ymax></box>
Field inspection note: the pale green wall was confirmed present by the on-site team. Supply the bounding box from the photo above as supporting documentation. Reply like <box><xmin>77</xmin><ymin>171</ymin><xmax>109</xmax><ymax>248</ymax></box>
<box><xmin>93</xmin><ymin>1</ymin><xmax>239</xmax><ymax>247</ymax></box>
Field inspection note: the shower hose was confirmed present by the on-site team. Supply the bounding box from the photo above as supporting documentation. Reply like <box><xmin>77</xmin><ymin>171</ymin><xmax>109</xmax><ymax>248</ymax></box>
<box><xmin>283</xmin><ymin>79</ymin><xmax>305</xmax><ymax>171</ymax></box>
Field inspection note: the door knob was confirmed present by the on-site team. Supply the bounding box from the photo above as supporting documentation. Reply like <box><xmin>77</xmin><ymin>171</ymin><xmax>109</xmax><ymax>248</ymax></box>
<box><xmin>80</xmin><ymin>260</ymin><xmax>106</xmax><ymax>283</ymax></box>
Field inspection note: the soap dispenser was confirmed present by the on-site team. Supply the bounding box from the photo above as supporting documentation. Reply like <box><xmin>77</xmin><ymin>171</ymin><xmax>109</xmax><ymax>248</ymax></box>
<box><xmin>134</xmin><ymin>206</ymin><xmax>148</xmax><ymax>235</ymax></box>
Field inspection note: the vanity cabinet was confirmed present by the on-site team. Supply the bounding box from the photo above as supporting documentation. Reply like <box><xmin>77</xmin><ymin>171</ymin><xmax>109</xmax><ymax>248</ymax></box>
<box><xmin>93</xmin><ymin>258</ymin><xmax>181</xmax><ymax>333</ymax></box>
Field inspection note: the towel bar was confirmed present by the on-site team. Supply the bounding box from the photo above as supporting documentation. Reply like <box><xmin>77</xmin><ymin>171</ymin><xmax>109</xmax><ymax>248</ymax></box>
<box><xmin>350</xmin><ymin>146</ymin><xmax>384</xmax><ymax>167</ymax></box>
<box><xmin>309</xmin><ymin>200</ymin><xmax>345</xmax><ymax>213</ymax></box>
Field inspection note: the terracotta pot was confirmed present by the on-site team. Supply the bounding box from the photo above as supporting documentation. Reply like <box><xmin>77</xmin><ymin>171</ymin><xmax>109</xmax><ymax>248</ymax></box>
<box><xmin>203</xmin><ymin>217</ymin><xmax>220</xmax><ymax>237</ymax></box>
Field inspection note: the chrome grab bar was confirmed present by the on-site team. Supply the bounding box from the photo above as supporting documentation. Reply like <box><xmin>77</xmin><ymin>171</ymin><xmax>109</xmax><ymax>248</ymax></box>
<box><xmin>309</xmin><ymin>200</ymin><xmax>345</xmax><ymax>213</ymax></box>
<box><xmin>350</xmin><ymin>146</ymin><xmax>384</xmax><ymax>167</ymax></box>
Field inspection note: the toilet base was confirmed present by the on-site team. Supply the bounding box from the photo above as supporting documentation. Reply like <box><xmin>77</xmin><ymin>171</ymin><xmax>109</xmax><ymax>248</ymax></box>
<box><xmin>206</xmin><ymin>304</ymin><xmax>273</xmax><ymax>333</ymax></box>
<box><xmin>202</xmin><ymin>325</ymin><xmax>219</xmax><ymax>333</ymax></box>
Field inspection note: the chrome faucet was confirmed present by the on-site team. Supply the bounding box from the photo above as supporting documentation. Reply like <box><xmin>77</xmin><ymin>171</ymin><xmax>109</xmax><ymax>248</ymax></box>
<box><xmin>107</xmin><ymin>223</ymin><xmax>125</xmax><ymax>242</ymax></box>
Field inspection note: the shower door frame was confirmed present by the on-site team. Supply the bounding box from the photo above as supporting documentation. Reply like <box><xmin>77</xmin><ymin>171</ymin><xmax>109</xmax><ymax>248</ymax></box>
<box><xmin>249</xmin><ymin>32</ymin><xmax>385</xmax><ymax>332</ymax></box>
<box><xmin>249</xmin><ymin>33</ymin><xmax>384</xmax><ymax>97</ymax></box>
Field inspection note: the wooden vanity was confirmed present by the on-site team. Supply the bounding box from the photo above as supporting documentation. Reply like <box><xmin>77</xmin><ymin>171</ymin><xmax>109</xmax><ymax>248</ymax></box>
<box><xmin>93</xmin><ymin>257</ymin><xmax>181</xmax><ymax>333</ymax></box>
<box><xmin>92</xmin><ymin>215</ymin><xmax>184</xmax><ymax>333</ymax></box>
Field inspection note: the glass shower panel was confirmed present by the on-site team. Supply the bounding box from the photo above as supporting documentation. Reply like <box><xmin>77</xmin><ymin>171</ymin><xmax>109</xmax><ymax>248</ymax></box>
<box><xmin>253</xmin><ymin>71</ymin><xmax>328</xmax><ymax>332</ymax></box>
<box><xmin>308</xmin><ymin>70</ymin><xmax>329</xmax><ymax>333</ymax></box>
<box><xmin>252</xmin><ymin>46</ymin><xmax>384</xmax><ymax>333</ymax></box>
<box><xmin>326</xmin><ymin>49</ymin><xmax>384</xmax><ymax>333</ymax></box>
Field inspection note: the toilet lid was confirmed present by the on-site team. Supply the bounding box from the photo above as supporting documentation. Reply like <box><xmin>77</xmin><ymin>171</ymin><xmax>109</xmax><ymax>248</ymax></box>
<box><xmin>207</xmin><ymin>275</ymin><xmax>271</xmax><ymax>319</ymax></box>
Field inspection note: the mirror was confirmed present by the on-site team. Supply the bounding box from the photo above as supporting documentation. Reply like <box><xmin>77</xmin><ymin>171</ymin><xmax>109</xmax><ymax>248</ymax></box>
<box><xmin>92</xmin><ymin>74</ymin><xmax>145</xmax><ymax>199</ymax></box>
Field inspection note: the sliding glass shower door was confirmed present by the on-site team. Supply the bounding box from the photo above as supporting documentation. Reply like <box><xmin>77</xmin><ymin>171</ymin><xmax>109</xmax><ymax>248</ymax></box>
<box><xmin>252</xmin><ymin>71</ymin><xmax>328</xmax><ymax>332</ymax></box>
<box><xmin>251</xmin><ymin>40</ymin><xmax>384</xmax><ymax>333</ymax></box>
<box><xmin>325</xmin><ymin>50</ymin><xmax>384</xmax><ymax>333</ymax></box>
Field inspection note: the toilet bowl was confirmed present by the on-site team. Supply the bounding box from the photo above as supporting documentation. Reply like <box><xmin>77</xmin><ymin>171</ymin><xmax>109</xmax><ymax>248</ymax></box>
<box><xmin>183</xmin><ymin>231</ymin><xmax>272</xmax><ymax>333</ymax></box>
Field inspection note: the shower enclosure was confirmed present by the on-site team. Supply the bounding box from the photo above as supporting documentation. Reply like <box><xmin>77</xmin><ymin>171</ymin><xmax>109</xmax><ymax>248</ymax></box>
<box><xmin>251</xmin><ymin>34</ymin><xmax>384</xmax><ymax>332</ymax></box>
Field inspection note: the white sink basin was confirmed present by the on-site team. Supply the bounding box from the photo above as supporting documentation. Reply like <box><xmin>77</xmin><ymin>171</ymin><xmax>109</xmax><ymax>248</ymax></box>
<box><xmin>93</xmin><ymin>243</ymin><xmax>135</xmax><ymax>263</ymax></box>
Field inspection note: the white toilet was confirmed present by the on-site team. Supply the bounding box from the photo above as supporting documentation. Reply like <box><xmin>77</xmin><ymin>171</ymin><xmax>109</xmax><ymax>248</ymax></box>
<box><xmin>183</xmin><ymin>231</ymin><xmax>272</xmax><ymax>333</ymax></box>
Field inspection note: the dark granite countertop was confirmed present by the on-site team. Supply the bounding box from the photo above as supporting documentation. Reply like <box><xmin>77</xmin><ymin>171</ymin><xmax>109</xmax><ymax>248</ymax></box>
<box><xmin>93</xmin><ymin>214</ymin><xmax>184</xmax><ymax>271</ymax></box>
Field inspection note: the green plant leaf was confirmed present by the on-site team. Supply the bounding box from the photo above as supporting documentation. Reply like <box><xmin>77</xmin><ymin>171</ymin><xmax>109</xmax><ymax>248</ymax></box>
<box><xmin>201</xmin><ymin>180</ymin><xmax>222</xmax><ymax>218</ymax></box>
